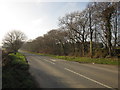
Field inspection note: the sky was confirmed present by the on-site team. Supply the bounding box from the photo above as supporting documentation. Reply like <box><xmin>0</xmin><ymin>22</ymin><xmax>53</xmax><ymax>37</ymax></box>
<box><xmin>0</xmin><ymin>0</ymin><xmax>89</xmax><ymax>46</ymax></box>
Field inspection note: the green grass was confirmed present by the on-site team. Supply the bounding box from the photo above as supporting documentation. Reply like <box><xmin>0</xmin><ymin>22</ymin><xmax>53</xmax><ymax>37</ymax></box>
<box><xmin>52</xmin><ymin>56</ymin><xmax>119</xmax><ymax>65</ymax></box>
<box><xmin>2</xmin><ymin>52</ymin><xmax>37</xmax><ymax>88</ymax></box>
<box><xmin>21</xmin><ymin>50</ymin><xmax>119</xmax><ymax>65</ymax></box>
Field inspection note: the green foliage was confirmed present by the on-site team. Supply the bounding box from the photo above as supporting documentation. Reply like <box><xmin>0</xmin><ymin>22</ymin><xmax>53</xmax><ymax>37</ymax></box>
<box><xmin>2</xmin><ymin>52</ymin><xmax>37</xmax><ymax>88</ymax></box>
<box><xmin>53</xmin><ymin>55</ymin><xmax>118</xmax><ymax>64</ymax></box>
<box><xmin>9</xmin><ymin>53</ymin><xmax>29</xmax><ymax>70</ymax></box>
<box><xmin>52</xmin><ymin>55</ymin><xmax>118</xmax><ymax>65</ymax></box>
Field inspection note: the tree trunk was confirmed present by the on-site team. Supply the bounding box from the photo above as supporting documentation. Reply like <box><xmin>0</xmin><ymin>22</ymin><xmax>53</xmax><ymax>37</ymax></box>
<box><xmin>82</xmin><ymin>42</ymin><xmax>85</xmax><ymax>56</ymax></box>
<box><xmin>73</xmin><ymin>43</ymin><xmax>76</xmax><ymax>55</ymax></box>
<box><xmin>114</xmin><ymin>10</ymin><xmax>118</xmax><ymax>47</ymax></box>
<box><xmin>107</xmin><ymin>18</ymin><xmax>112</xmax><ymax>56</ymax></box>
<box><xmin>89</xmin><ymin>11</ymin><xmax>93</xmax><ymax>58</ymax></box>
<box><xmin>90</xmin><ymin>33</ymin><xmax>93</xmax><ymax>58</ymax></box>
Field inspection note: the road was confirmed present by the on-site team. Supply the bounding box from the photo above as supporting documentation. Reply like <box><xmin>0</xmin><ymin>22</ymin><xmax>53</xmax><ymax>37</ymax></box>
<box><xmin>22</xmin><ymin>52</ymin><xmax>118</xmax><ymax>89</ymax></box>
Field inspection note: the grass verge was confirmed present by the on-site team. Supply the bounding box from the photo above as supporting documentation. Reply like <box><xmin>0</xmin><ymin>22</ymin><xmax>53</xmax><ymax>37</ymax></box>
<box><xmin>2</xmin><ymin>52</ymin><xmax>37</xmax><ymax>88</ymax></box>
<box><xmin>22</xmin><ymin>50</ymin><xmax>119</xmax><ymax>65</ymax></box>
<box><xmin>52</xmin><ymin>55</ymin><xmax>119</xmax><ymax>65</ymax></box>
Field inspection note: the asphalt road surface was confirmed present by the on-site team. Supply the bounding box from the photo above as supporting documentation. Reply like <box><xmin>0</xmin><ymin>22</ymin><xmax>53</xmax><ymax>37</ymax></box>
<box><xmin>21</xmin><ymin>52</ymin><xmax>118</xmax><ymax>89</ymax></box>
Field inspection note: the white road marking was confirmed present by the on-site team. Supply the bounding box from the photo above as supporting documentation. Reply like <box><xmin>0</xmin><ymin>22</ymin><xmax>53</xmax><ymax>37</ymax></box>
<box><xmin>50</xmin><ymin>59</ymin><xmax>56</xmax><ymax>62</ymax></box>
<box><xmin>44</xmin><ymin>59</ymin><xmax>55</xmax><ymax>64</ymax></box>
<box><xmin>64</xmin><ymin>68</ymin><xmax>114</xmax><ymax>89</ymax></box>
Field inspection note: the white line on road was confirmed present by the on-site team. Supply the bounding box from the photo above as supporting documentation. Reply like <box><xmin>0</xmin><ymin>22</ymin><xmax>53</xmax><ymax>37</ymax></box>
<box><xmin>64</xmin><ymin>68</ymin><xmax>115</xmax><ymax>89</ymax></box>
<box><xmin>44</xmin><ymin>59</ymin><xmax>55</xmax><ymax>64</ymax></box>
<box><xmin>50</xmin><ymin>59</ymin><xmax>56</xmax><ymax>62</ymax></box>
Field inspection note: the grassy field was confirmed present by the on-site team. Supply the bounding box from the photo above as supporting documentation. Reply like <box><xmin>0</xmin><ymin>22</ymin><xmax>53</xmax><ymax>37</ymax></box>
<box><xmin>2</xmin><ymin>52</ymin><xmax>38</xmax><ymax>88</ymax></box>
<box><xmin>23</xmin><ymin>50</ymin><xmax>119</xmax><ymax>65</ymax></box>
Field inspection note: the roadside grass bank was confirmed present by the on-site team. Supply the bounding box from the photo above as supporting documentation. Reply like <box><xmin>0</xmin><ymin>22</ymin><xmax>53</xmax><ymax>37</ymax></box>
<box><xmin>21</xmin><ymin>50</ymin><xmax>119</xmax><ymax>65</ymax></box>
<box><xmin>51</xmin><ymin>55</ymin><xmax>119</xmax><ymax>65</ymax></box>
<box><xmin>2</xmin><ymin>52</ymin><xmax>38</xmax><ymax>88</ymax></box>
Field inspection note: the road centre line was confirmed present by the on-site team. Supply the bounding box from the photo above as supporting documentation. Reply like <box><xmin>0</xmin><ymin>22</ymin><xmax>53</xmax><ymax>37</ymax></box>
<box><xmin>44</xmin><ymin>59</ymin><xmax>55</xmax><ymax>64</ymax></box>
<box><xmin>64</xmin><ymin>68</ymin><xmax>114</xmax><ymax>89</ymax></box>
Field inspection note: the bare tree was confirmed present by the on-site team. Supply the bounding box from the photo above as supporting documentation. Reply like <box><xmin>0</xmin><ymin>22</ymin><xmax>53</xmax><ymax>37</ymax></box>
<box><xmin>87</xmin><ymin>3</ymin><xmax>95</xmax><ymax>58</ymax></box>
<box><xmin>21</xmin><ymin>2</ymin><xmax>119</xmax><ymax>58</ymax></box>
<box><xmin>111</xmin><ymin>2</ymin><xmax>119</xmax><ymax>47</ymax></box>
<box><xmin>2</xmin><ymin>30</ymin><xmax>27</xmax><ymax>54</ymax></box>
<box><xmin>102</xmin><ymin>3</ymin><xmax>115</xmax><ymax>56</ymax></box>
<box><xmin>59</xmin><ymin>11</ymin><xmax>89</xmax><ymax>56</ymax></box>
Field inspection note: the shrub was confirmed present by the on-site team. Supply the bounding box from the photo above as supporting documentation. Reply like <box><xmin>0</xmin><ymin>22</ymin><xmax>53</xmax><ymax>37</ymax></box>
<box><xmin>2</xmin><ymin>52</ymin><xmax>37</xmax><ymax>88</ymax></box>
<box><xmin>94</xmin><ymin>48</ymin><xmax>109</xmax><ymax>58</ymax></box>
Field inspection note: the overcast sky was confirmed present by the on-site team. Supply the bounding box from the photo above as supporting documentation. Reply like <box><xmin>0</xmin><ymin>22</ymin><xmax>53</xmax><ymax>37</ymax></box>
<box><xmin>0</xmin><ymin>0</ymin><xmax>89</xmax><ymax>46</ymax></box>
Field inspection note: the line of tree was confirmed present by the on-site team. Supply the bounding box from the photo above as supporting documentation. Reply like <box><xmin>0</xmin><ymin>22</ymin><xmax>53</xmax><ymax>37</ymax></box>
<box><xmin>21</xmin><ymin>2</ymin><xmax>120</xmax><ymax>58</ymax></box>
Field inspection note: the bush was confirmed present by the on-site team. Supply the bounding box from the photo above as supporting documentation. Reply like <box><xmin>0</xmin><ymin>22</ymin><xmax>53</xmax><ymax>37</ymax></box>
<box><xmin>2</xmin><ymin>52</ymin><xmax>37</xmax><ymax>88</ymax></box>
<box><xmin>94</xmin><ymin>48</ymin><xmax>109</xmax><ymax>58</ymax></box>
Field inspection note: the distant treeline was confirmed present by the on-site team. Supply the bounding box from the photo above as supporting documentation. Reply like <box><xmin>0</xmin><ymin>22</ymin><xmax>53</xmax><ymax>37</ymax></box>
<box><xmin>21</xmin><ymin>2</ymin><xmax>120</xmax><ymax>58</ymax></box>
